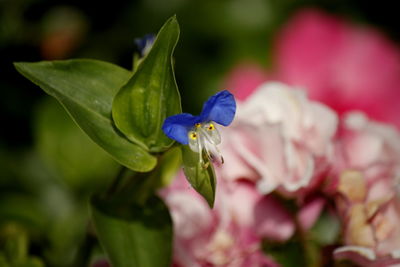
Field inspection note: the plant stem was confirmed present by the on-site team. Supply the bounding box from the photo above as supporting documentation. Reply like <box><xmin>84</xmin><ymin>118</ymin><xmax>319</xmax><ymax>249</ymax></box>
<box><xmin>106</xmin><ymin>166</ymin><xmax>128</xmax><ymax>197</ymax></box>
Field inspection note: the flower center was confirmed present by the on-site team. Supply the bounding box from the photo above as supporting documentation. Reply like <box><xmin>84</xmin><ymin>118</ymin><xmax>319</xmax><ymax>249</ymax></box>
<box><xmin>188</xmin><ymin>121</ymin><xmax>223</xmax><ymax>166</ymax></box>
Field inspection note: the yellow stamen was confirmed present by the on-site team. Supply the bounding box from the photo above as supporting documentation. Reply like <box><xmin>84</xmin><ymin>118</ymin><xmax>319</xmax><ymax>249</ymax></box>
<box><xmin>189</xmin><ymin>132</ymin><xmax>197</xmax><ymax>140</ymax></box>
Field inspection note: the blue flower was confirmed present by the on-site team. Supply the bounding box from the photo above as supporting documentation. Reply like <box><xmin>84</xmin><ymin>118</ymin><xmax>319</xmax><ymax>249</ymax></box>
<box><xmin>162</xmin><ymin>90</ymin><xmax>236</xmax><ymax>164</ymax></box>
<box><xmin>134</xmin><ymin>34</ymin><xmax>156</xmax><ymax>57</ymax></box>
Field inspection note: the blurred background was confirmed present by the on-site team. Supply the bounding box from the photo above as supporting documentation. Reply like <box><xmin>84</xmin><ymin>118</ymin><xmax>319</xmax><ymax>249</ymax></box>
<box><xmin>1</xmin><ymin>0</ymin><xmax>399</xmax><ymax>266</ymax></box>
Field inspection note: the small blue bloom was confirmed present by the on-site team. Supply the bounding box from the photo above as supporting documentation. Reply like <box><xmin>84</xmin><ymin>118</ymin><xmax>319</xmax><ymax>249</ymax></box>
<box><xmin>162</xmin><ymin>90</ymin><xmax>236</xmax><ymax>164</ymax></box>
<box><xmin>134</xmin><ymin>34</ymin><xmax>156</xmax><ymax>57</ymax></box>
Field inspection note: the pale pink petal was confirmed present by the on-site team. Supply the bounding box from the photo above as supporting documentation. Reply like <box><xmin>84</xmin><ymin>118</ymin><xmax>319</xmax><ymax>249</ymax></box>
<box><xmin>226</xmin><ymin>82</ymin><xmax>337</xmax><ymax>193</ymax></box>
<box><xmin>223</xmin><ymin>181</ymin><xmax>262</xmax><ymax>227</ymax></box>
<box><xmin>254</xmin><ymin>195</ymin><xmax>295</xmax><ymax>242</ymax></box>
<box><xmin>166</xmin><ymin>192</ymin><xmax>213</xmax><ymax>239</ymax></box>
<box><xmin>334</xmin><ymin>246</ymin><xmax>400</xmax><ymax>267</ymax></box>
<box><xmin>307</xmin><ymin>103</ymin><xmax>338</xmax><ymax>156</ymax></box>
<box><xmin>298</xmin><ymin>197</ymin><xmax>326</xmax><ymax>230</ymax></box>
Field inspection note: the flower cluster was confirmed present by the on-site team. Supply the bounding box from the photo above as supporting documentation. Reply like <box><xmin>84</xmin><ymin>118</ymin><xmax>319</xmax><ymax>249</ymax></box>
<box><xmin>333</xmin><ymin>113</ymin><xmax>400</xmax><ymax>266</ymax></box>
<box><xmin>161</xmin><ymin>174</ymin><xmax>288</xmax><ymax>267</ymax></box>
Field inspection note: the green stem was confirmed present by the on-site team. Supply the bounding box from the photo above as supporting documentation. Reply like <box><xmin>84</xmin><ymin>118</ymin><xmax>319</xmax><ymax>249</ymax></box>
<box><xmin>106</xmin><ymin>166</ymin><xmax>128</xmax><ymax>197</ymax></box>
<box><xmin>70</xmin><ymin>229</ymin><xmax>96</xmax><ymax>267</ymax></box>
<box><xmin>294</xmin><ymin>213</ymin><xmax>320</xmax><ymax>267</ymax></box>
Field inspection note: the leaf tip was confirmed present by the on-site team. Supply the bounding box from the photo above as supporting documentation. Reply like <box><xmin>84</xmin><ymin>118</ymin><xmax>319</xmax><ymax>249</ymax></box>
<box><xmin>207</xmin><ymin>198</ymin><xmax>215</xmax><ymax>209</ymax></box>
<box><xmin>13</xmin><ymin>61</ymin><xmax>36</xmax><ymax>76</ymax></box>
<box><xmin>13</xmin><ymin>62</ymin><xmax>23</xmax><ymax>72</ymax></box>
<box><xmin>165</xmin><ymin>14</ymin><xmax>179</xmax><ymax>31</ymax></box>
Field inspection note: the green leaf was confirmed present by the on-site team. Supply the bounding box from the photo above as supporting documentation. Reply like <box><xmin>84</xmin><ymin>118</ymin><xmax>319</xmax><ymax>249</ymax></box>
<box><xmin>181</xmin><ymin>146</ymin><xmax>216</xmax><ymax>208</ymax></box>
<box><xmin>158</xmin><ymin>146</ymin><xmax>182</xmax><ymax>187</ymax></box>
<box><xmin>310</xmin><ymin>211</ymin><xmax>340</xmax><ymax>245</ymax></box>
<box><xmin>117</xmin><ymin>147</ymin><xmax>182</xmax><ymax>205</ymax></box>
<box><xmin>112</xmin><ymin>16</ymin><xmax>181</xmax><ymax>152</ymax></box>
<box><xmin>262</xmin><ymin>240</ymin><xmax>307</xmax><ymax>267</ymax></box>
<box><xmin>90</xmin><ymin>195</ymin><xmax>173</xmax><ymax>267</ymax></box>
<box><xmin>14</xmin><ymin>59</ymin><xmax>157</xmax><ymax>172</ymax></box>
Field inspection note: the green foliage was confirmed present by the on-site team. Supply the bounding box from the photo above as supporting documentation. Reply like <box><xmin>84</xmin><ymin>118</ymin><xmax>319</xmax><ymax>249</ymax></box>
<box><xmin>263</xmin><ymin>239</ymin><xmax>308</xmax><ymax>267</ymax></box>
<box><xmin>310</xmin><ymin>211</ymin><xmax>341</xmax><ymax>246</ymax></box>
<box><xmin>181</xmin><ymin>146</ymin><xmax>216</xmax><ymax>208</ymax></box>
<box><xmin>34</xmin><ymin>97</ymin><xmax>119</xmax><ymax>191</ymax></box>
<box><xmin>14</xmin><ymin>59</ymin><xmax>157</xmax><ymax>172</ymax></box>
<box><xmin>157</xmin><ymin>147</ymin><xmax>182</xmax><ymax>187</ymax></box>
<box><xmin>0</xmin><ymin>194</ymin><xmax>46</xmax><ymax>234</ymax></box>
<box><xmin>0</xmin><ymin>152</ymin><xmax>91</xmax><ymax>267</ymax></box>
<box><xmin>117</xmin><ymin>147</ymin><xmax>182</xmax><ymax>205</ymax></box>
<box><xmin>112</xmin><ymin>16</ymin><xmax>181</xmax><ymax>153</ymax></box>
<box><xmin>0</xmin><ymin>224</ymin><xmax>45</xmax><ymax>267</ymax></box>
<box><xmin>90</xmin><ymin>195</ymin><xmax>173</xmax><ymax>267</ymax></box>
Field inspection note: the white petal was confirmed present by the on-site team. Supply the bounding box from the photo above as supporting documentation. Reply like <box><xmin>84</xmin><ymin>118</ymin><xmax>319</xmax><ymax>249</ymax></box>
<box><xmin>202</xmin><ymin>122</ymin><xmax>221</xmax><ymax>145</ymax></box>
<box><xmin>334</xmin><ymin>246</ymin><xmax>376</xmax><ymax>260</ymax></box>
<box><xmin>188</xmin><ymin>131</ymin><xmax>201</xmax><ymax>153</ymax></box>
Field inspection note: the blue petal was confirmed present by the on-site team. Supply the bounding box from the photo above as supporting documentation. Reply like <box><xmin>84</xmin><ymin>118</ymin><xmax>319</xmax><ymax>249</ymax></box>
<box><xmin>162</xmin><ymin>113</ymin><xmax>201</xmax><ymax>145</ymax></box>
<box><xmin>200</xmin><ymin>90</ymin><xmax>236</xmax><ymax>126</ymax></box>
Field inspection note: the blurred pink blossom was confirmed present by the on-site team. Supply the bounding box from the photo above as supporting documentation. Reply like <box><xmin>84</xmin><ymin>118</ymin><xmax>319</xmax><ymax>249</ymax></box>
<box><xmin>220</xmin><ymin>82</ymin><xmax>337</xmax><ymax>194</ymax></box>
<box><xmin>161</xmin><ymin>173</ymin><xmax>293</xmax><ymax>267</ymax></box>
<box><xmin>254</xmin><ymin>195</ymin><xmax>295</xmax><ymax>241</ymax></box>
<box><xmin>224</xmin><ymin>63</ymin><xmax>269</xmax><ymax>101</ymax></box>
<box><xmin>297</xmin><ymin>197</ymin><xmax>326</xmax><ymax>231</ymax></box>
<box><xmin>333</xmin><ymin>112</ymin><xmax>400</xmax><ymax>266</ymax></box>
<box><xmin>224</xmin><ymin>9</ymin><xmax>400</xmax><ymax>127</ymax></box>
<box><xmin>276</xmin><ymin>9</ymin><xmax>400</xmax><ymax>127</ymax></box>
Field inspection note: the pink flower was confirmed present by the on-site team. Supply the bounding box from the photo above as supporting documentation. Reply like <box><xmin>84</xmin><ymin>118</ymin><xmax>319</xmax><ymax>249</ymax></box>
<box><xmin>333</xmin><ymin>112</ymin><xmax>400</xmax><ymax>265</ymax></box>
<box><xmin>276</xmin><ymin>9</ymin><xmax>400</xmax><ymax>127</ymax></box>
<box><xmin>220</xmin><ymin>82</ymin><xmax>337</xmax><ymax>194</ymax></box>
<box><xmin>161</xmin><ymin>172</ymin><xmax>294</xmax><ymax>267</ymax></box>
<box><xmin>224</xmin><ymin>9</ymin><xmax>400</xmax><ymax>128</ymax></box>
<box><xmin>297</xmin><ymin>197</ymin><xmax>326</xmax><ymax>231</ymax></box>
<box><xmin>224</xmin><ymin>62</ymin><xmax>269</xmax><ymax>101</ymax></box>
